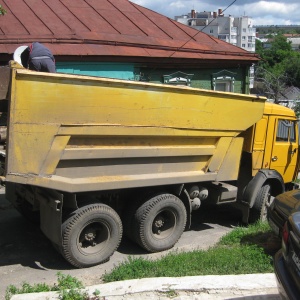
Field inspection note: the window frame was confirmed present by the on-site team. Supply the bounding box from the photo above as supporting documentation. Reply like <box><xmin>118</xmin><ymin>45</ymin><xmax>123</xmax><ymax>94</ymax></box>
<box><xmin>276</xmin><ymin>119</ymin><xmax>296</xmax><ymax>143</ymax></box>
<box><xmin>163</xmin><ymin>71</ymin><xmax>194</xmax><ymax>86</ymax></box>
<box><xmin>212</xmin><ymin>70</ymin><xmax>236</xmax><ymax>92</ymax></box>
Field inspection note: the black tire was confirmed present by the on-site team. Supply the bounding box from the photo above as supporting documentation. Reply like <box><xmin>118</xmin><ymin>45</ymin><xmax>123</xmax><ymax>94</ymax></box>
<box><xmin>122</xmin><ymin>189</ymin><xmax>162</xmax><ymax>241</ymax></box>
<box><xmin>249</xmin><ymin>184</ymin><xmax>272</xmax><ymax>223</ymax></box>
<box><xmin>132</xmin><ymin>193</ymin><xmax>187</xmax><ymax>252</ymax></box>
<box><xmin>61</xmin><ymin>204</ymin><xmax>122</xmax><ymax>268</ymax></box>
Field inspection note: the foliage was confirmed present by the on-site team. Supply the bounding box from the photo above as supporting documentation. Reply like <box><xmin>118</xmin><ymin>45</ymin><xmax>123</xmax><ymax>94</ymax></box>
<box><xmin>255</xmin><ymin>33</ymin><xmax>300</xmax><ymax>104</ymax></box>
<box><xmin>163</xmin><ymin>289</ymin><xmax>179</xmax><ymax>298</ymax></box>
<box><xmin>103</xmin><ymin>245</ymin><xmax>273</xmax><ymax>282</ymax></box>
<box><xmin>5</xmin><ymin>282</ymin><xmax>55</xmax><ymax>299</ymax></box>
<box><xmin>293</xmin><ymin>101</ymin><xmax>300</xmax><ymax>118</ymax></box>
<box><xmin>283</xmin><ymin>52</ymin><xmax>300</xmax><ymax>87</ymax></box>
<box><xmin>56</xmin><ymin>272</ymin><xmax>84</xmax><ymax>290</ymax></box>
<box><xmin>218</xmin><ymin>220</ymin><xmax>271</xmax><ymax>245</ymax></box>
<box><xmin>256</xmin><ymin>27</ymin><xmax>300</xmax><ymax>35</ymax></box>
<box><xmin>254</xmin><ymin>66</ymin><xmax>289</xmax><ymax>103</ymax></box>
<box><xmin>5</xmin><ymin>272</ymin><xmax>94</xmax><ymax>300</ymax></box>
<box><xmin>103</xmin><ymin>222</ymin><xmax>276</xmax><ymax>282</ymax></box>
<box><xmin>0</xmin><ymin>4</ymin><xmax>6</xmax><ymax>15</ymax></box>
<box><xmin>257</xmin><ymin>34</ymin><xmax>293</xmax><ymax>69</ymax></box>
<box><xmin>59</xmin><ymin>288</ymin><xmax>89</xmax><ymax>300</ymax></box>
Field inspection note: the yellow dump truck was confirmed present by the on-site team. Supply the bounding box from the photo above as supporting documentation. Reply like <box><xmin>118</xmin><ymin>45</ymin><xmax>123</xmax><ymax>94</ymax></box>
<box><xmin>0</xmin><ymin>62</ymin><xmax>299</xmax><ymax>268</ymax></box>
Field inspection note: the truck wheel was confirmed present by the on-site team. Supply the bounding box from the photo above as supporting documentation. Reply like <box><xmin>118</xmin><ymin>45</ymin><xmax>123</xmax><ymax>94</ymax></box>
<box><xmin>62</xmin><ymin>204</ymin><xmax>122</xmax><ymax>268</ymax></box>
<box><xmin>133</xmin><ymin>193</ymin><xmax>187</xmax><ymax>252</ymax></box>
<box><xmin>249</xmin><ymin>184</ymin><xmax>272</xmax><ymax>223</ymax></box>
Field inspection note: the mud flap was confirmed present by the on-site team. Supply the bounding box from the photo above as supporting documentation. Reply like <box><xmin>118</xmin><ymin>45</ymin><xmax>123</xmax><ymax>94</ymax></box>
<box><xmin>239</xmin><ymin>169</ymin><xmax>284</xmax><ymax>223</ymax></box>
<box><xmin>39</xmin><ymin>188</ymin><xmax>63</xmax><ymax>247</ymax></box>
<box><xmin>242</xmin><ymin>169</ymin><xmax>284</xmax><ymax>208</ymax></box>
<box><xmin>232</xmin><ymin>201</ymin><xmax>250</xmax><ymax>224</ymax></box>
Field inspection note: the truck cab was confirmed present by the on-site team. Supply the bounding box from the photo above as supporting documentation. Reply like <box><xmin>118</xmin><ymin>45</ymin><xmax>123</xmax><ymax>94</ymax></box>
<box><xmin>258</xmin><ymin>103</ymin><xmax>298</xmax><ymax>184</ymax></box>
<box><xmin>238</xmin><ymin>102</ymin><xmax>299</xmax><ymax>222</ymax></box>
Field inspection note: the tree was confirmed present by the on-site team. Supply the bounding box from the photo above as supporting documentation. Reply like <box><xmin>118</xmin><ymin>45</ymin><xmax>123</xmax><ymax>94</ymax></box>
<box><xmin>283</xmin><ymin>52</ymin><xmax>300</xmax><ymax>88</ymax></box>
<box><xmin>254</xmin><ymin>33</ymin><xmax>300</xmax><ymax>104</ymax></box>
<box><xmin>255</xmin><ymin>66</ymin><xmax>289</xmax><ymax>103</ymax></box>
<box><xmin>256</xmin><ymin>34</ymin><xmax>293</xmax><ymax>70</ymax></box>
<box><xmin>293</xmin><ymin>101</ymin><xmax>300</xmax><ymax>118</ymax></box>
<box><xmin>0</xmin><ymin>4</ymin><xmax>6</xmax><ymax>15</ymax></box>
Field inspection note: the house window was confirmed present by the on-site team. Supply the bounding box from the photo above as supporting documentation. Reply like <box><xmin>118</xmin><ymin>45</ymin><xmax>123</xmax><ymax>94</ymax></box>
<box><xmin>163</xmin><ymin>71</ymin><xmax>194</xmax><ymax>86</ymax></box>
<box><xmin>212</xmin><ymin>70</ymin><xmax>236</xmax><ymax>92</ymax></box>
<box><xmin>242</xmin><ymin>43</ymin><xmax>246</xmax><ymax>48</ymax></box>
<box><xmin>210</xmin><ymin>28</ymin><xmax>214</xmax><ymax>33</ymax></box>
<box><xmin>218</xmin><ymin>35</ymin><xmax>227</xmax><ymax>40</ymax></box>
<box><xmin>215</xmin><ymin>81</ymin><xmax>232</xmax><ymax>92</ymax></box>
<box><xmin>242</xmin><ymin>36</ymin><xmax>246</xmax><ymax>40</ymax></box>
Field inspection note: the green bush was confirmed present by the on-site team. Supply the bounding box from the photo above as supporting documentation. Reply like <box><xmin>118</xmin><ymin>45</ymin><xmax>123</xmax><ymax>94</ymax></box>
<box><xmin>5</xmin><ymin>272</ymin><xmax>88</xmax><ymax>300</ymax></box>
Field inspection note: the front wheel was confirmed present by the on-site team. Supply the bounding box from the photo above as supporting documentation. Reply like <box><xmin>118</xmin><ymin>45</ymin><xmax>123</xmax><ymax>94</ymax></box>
<box><xmin>61</xmin><ymin>204</ymin><xmax>122</xmax><ymax>268</ymax></box>
<box><xmin>249</xmin><ymin>184</ymin><xmax>272</xmax><ymax>223</ymax></box>
<box><xmin>131</xmin><ymin>193</ymin><xmax>187</xmax><ymax>252</ymax></box>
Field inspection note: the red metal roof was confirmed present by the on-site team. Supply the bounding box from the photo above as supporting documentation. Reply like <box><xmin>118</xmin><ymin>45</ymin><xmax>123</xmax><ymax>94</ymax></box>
<box><xmin>0</xmin><ymin>0</ymin><xmax>259</xmax><ymax>62</ymax></box>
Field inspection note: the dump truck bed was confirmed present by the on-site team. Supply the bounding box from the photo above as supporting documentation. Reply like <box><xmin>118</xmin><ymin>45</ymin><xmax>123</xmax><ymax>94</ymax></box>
<box><xmin>1</xmin><ymin>63</ymin><xmax>266</xmax><ymax>192</ymax></box>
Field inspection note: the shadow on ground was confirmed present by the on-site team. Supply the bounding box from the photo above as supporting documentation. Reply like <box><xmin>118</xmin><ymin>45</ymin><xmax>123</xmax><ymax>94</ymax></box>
<box><xmin>0</xmin><ymin>192</ymin><xmax>243</xmax><ymax>271</ymax></box>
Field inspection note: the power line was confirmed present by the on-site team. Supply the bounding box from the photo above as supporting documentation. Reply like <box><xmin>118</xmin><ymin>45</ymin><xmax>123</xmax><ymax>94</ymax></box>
<box><xmin>201</xmin><ymin>0</ymin><xmax>237</xmax><ymax>32</ymax></box>
<box><xmin>168</xmin><ymin>0</ymin><xmax>237</xmax><ymax>58</ymax></box>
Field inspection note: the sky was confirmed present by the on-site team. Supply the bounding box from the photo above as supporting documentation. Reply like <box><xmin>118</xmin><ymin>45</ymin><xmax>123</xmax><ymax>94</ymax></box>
<box><xmin>130</xmin><ymin>0</ymin><xmax>300</xmax><ymax>26</ymax></box>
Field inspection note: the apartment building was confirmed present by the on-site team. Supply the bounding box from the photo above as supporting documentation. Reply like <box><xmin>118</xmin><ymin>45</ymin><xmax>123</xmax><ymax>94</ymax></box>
<box><xmin>175</xmin><ymin>9</ymin><xmax>256</xmax><ymax>52</ymax></box>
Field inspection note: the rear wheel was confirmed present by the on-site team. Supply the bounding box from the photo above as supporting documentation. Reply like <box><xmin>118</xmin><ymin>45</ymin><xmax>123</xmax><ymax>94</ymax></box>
<box><xmin>249</xmin><ymin>184</ymin><xmax>272</xmax><ymax>223</ymax></box>
<box><xmin>131</xmin><ymin>193</ymin><xmax>187</xmax><ymax>252</ymax></box>
<box><xmin>62</xmin><ymin>204</ymin><xmax>122</xmax><ymax>268</ymax></box>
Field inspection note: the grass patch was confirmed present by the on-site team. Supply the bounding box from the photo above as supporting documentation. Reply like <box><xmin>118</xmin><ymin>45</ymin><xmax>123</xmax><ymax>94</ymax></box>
<box><xmin>218</xmin><ymin>220</ymin><xmax>271</xmax><ymax>245</ymax></box>
<box><xmin>5</xmin><ymin>272</ymin><xmax>92</xmax><ymax>300</ymax></box>
<box><xmin>103</xmin><ymin>221</ymin><xmax>279</xmax><ymax>282</ymax></box>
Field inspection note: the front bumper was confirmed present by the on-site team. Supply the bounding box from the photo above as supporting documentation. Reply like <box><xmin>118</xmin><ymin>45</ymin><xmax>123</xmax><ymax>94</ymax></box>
<box><xmin>274</xmin><ymin>250</ymin><xmax>300</xmax><ymax>300</ymax></box>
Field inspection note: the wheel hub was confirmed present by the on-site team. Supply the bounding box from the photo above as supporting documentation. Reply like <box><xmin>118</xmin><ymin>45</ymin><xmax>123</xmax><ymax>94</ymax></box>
<box><xmin>153</xmin><ymin>216</ymin><xmax>165</xmax><ymax>234</ymax></box>
<box><xmin>83</xmin><ymin>229</ymin><xmax>97</xmax><ymax>246</ymax></box>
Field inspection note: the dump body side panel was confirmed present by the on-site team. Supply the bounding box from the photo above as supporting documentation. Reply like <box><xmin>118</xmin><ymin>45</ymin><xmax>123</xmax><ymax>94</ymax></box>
<box><xmin>5</xmin><ymin>67</ymin><xmax>266</xmax><ymax>193</ymax></box>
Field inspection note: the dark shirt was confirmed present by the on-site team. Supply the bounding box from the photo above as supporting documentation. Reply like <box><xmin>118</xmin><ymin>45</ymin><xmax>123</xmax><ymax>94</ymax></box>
<box><xmin>29</xmin><ymin>42</ymin><xmax>55</xmax><ymax>61</ymax></box>
<box><xmin>20</xmin><ymin>42</ymin><xmax>56</xmax><ymax>73</ymax></box>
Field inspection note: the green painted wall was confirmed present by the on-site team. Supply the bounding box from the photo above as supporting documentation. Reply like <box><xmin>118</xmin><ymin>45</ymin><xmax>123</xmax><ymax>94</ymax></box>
<box><xmin>56</xmin><ymin>62</ymin><xmax>136</xmax><ymax>80</ymax></box>
<box><xmin>56</xmin><ymin>62</ymin><xmax>250</xmax><ymax>94</ymax></box>
<box><xmin>140</xmin><ymin>67</ymin><xmax>250</xmax><ymax>94</ymax></box>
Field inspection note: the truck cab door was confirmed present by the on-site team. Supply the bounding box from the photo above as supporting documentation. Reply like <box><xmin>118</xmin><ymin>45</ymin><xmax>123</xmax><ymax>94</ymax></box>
<box><xmin>269</xmin><ymin>118</ymin><xmax>298</xmax><ymax>183</ymax></box>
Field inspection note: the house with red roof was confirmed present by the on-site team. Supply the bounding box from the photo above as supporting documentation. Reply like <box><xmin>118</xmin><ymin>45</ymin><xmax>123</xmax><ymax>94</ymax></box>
<box><xmin>0</xmin><ymin>0</ymin><xmax>259</xmax><ymax>94</ymax></box>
